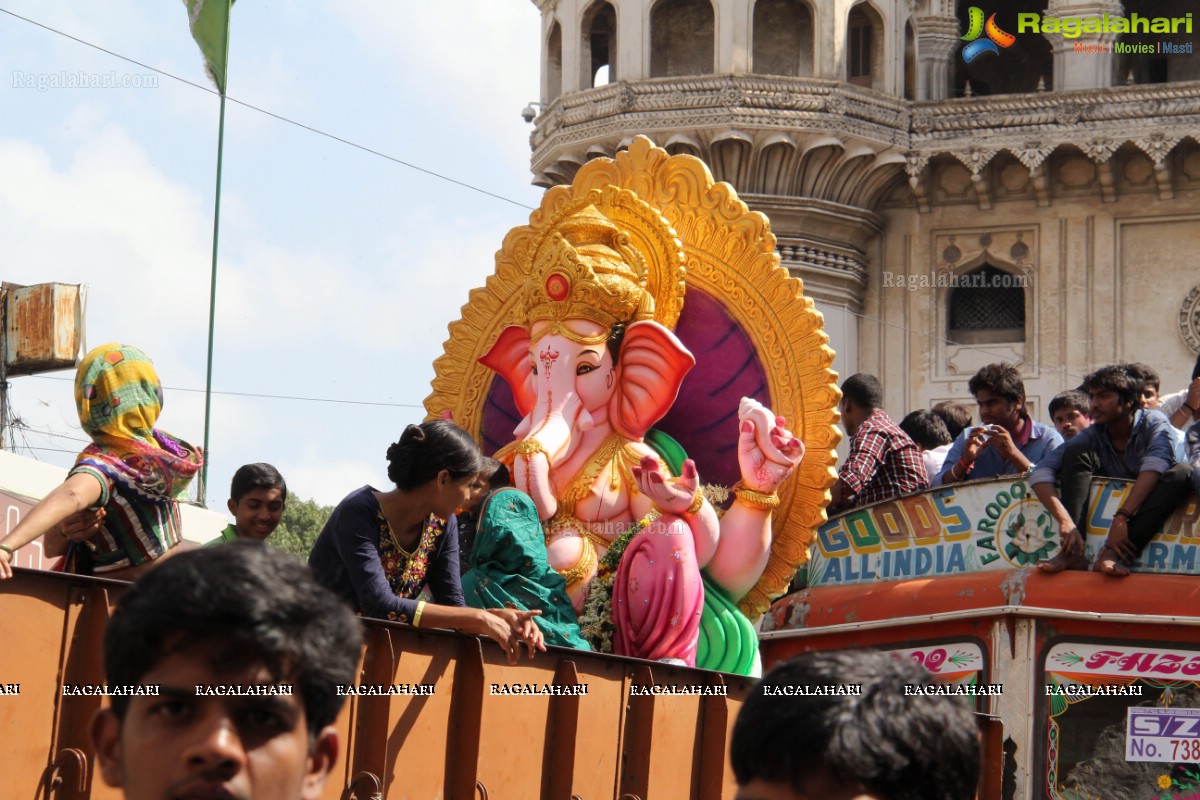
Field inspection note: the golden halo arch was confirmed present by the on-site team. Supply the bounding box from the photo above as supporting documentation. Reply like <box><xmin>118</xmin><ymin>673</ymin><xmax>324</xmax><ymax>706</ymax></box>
<box><xmin>425</xmin><ymin>136</ymin><xmax>840</xmax><ymax>619</ymax></box>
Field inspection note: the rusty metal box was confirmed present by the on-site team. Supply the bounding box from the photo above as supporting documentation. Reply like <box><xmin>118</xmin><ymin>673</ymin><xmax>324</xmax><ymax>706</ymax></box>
<box><xmin>5</xmin><ymin>282</ymin><xmax>83</xmax><ymax>375</ymax></box>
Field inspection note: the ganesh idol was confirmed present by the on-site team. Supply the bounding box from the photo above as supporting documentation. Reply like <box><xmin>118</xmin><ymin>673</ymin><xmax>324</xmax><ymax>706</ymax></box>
<box><xmin>478</xmin><ymin>196</ymin><xmax>803</xmax><ymax>668</ymax></box>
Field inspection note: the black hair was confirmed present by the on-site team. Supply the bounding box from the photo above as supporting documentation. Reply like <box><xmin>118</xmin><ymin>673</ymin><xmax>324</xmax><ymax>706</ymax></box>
<box><xmin>1081</xmin><ymin>364</ymin><xmax>1141</xmax><ymax>409</ymax></box>
<box><xmin>841</xmin><ymin>374</ymin><xmax>884</xmax><ymax>411</ymax></box>
<box><xmin>1192</xmin><ymin>352</ymin><xmax>1200</xmax><ymax>382</ymax></box>
<box><xmin>606</xmin><ymin>322</ymin><xmax>627</xmax><ymax>365</ymax></box>
<box><xmin>731</xmin><ymin>649</ymin><xmax>981</xmax><ymax>800</ymax></box>
<box><xmin>968</xmin><ymin>363</ymin><xmax>1025</xmax><ymax>405</ymax></box>
<box><xmin>899</xmin><ymin>410</ymin><xmax>952</xmax><ymax>450</ymax></box>
<box><xmin>1048</xmin><ymin>390</ymin><xmax>1090</xmax><ymax>419</ymax></box>
<box><xmin>931</xmin><ymin>401</ymin><xmax>972</xmax><ymax>441</ymax></box>
<box><xmin>230</xmin><ymin>462</ymin><xmax>288</xmax><ymax>504</ymax></box>
<box><xmin>1123</xmin><ymin>362</ymin><xmax>1160</xmax><ymax>393</ymax></box>
<box><xmin>103</xmin><ymin>541</ymin><xmax>361</xmax><ymax>737</ymax></box>
<box><xmin>481</xmin><ymin>457</ymin><xmax>510</xmax><ymax>489</ymax></box>
<box><xmin>386</xmin><ymin>420</ymin><xmax>484</xmax><ymax>491</ymax></box>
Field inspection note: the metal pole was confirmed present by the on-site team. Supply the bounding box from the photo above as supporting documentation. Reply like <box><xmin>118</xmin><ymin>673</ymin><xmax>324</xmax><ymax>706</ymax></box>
<box><xmin>198</xmin><ymin>0</ymin><xmax>232</xmax><ymax>506</ymax></box>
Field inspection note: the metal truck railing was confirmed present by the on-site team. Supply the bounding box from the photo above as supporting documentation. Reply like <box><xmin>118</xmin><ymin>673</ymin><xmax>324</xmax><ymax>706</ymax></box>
<box><xmin>0</xmin><ymin>567</ymin><xmax>754</xmax><ymax>800</ymax></box>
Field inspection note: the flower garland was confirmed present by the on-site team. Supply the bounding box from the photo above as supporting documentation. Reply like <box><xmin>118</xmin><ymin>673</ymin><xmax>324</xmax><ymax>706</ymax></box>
<box><xmin>576</xmin><ymin>510</ymin><xmax>659</xmax><ymax>653</ymax></box>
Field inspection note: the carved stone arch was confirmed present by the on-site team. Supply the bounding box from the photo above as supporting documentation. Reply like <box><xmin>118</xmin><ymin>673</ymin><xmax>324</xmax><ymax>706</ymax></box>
<box><xmin>585</xmin><ymin>143</ymin><xmax>614</xmax><ymax>162</ymax></box>
<box><xmin>846</xmin><ymin>1</ymin><xmax>887</xmax><ymax>91</ymax></box>
<box><xmin>710</xmin><ymin>131</ymin><xmax>756</xmax><ymax>189</ymax></box>
<box><xmin>823</xmin><ymin>143</ymin><xmax>877</xmax><ymax>204</ymax></box>
<box><xmin>664</xmin><ymin>133</ymin><xmax>704</xmax><ymax>158</ymax></box>
<box><xmin>852</xmin><ymin>150</ymin><xmax>909</xmax><ymax>209</ymax></box>
<box><xmin>754</xmin><ymin>134</ymin><xmax>799</xmax><ymax>196</ymax></box>
<box><xmin>790</xmin><ymin>137</ymin><xmax>845</xmax><ymax>196</ymax></box>
<box><xmin>649</xmin><ymin>0</ymin><xmax>716</xmax><ymax>78</ymax></box>
<box><xmin>751</xmin><ymin>0</ymin><xmax>815</xmax><ymax>78</ymax></box>
<box><xmin>580</xmin><ymin>0</ymin><xmax>618</xmax><ymax>87</ymax></box>
<box><xmin>546</xmin><ymin>18</ymin><xmax>563</xmax><ymax>103</ymax></box>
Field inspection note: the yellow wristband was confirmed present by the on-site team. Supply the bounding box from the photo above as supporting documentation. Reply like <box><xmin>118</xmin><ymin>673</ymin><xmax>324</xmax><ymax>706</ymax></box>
<box><xmin>686</xmin><ymin>491</ymin><xmax>705</xmax><ymax>515</ymax></box>
<box><xmin>732</xmin><ymin>481</ymin><xmax>781</xmax><ymax>510</ymax></box>
<box><xmin>0</xmin><ymin>543</ymin><xmax>14</xmax><ymax>557</ymax></box>
<box><xmin>413</xmin><ymin>600</ymin><xmax>427</xmax><ymax>628</ymax></box>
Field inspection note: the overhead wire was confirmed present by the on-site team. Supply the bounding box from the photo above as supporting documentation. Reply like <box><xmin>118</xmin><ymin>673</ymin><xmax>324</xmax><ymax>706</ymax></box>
<box><xmin>0</xmin><ymin>6</ymin><xmax>536</xmax><ymax>211</ymax></box>
<box><xmin>24</xmin><ymin>373</ymin><xmax>426</xmax><ymax>409</ymax></box>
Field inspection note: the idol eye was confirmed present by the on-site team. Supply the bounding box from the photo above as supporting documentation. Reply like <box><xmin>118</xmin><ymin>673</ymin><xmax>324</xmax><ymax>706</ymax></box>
<box><xmin>530</xmin><ymin>363</ymin><xmax>538</xmax><ymax>376</ymax></box>
<box><xmin>576</xmin><ymin>363</ymin><xmax>597</xmax><ymax>375</ymax></box>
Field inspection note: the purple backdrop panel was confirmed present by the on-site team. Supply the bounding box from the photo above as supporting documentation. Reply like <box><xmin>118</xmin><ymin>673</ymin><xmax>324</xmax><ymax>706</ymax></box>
<box><xmin>478</xmin><ymin>287</ymin><xmax>771</xmax><ymax>490</ymax></box>
<box><xmin>656</xmin><ymin>288</ymin><xmax>770</xmax><ymax>489</ymax></box>
<box><xmin>481</xmin><ymin>374</ymin><xmax>521</xmax><ymax>457</ymax></box>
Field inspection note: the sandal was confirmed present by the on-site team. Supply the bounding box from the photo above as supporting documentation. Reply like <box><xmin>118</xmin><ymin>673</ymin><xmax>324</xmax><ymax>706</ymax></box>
<box><xmin>1093</xmin><ymin>545</ymin><xmax>1131</xmax><ymax>577</ymax></box>
<box><xmin>1037</xmin><ymin>549</ymin><xmax>1088</xmax><ymax>574</ymax></box>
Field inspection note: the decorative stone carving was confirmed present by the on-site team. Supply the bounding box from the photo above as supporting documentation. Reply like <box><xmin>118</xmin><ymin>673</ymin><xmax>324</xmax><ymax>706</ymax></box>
<box><xmin>1181</xmin><ymin>285</ymin><xmax>1200</xmax><ymax>354</ymax></box>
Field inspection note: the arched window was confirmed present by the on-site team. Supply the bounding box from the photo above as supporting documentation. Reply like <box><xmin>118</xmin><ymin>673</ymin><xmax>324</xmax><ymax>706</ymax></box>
<box><xmin>953</xmin><ymin>0</ymin><xmax>1051</xmax><ymax>96</ymax></box>
<box><xmin>904</xmin><ymin>20</ymin><xmax>916</xmax><ymax>100</ymax></box>
<box><xmin>582</xmin><ymin>1</ymin><xmax>617</xmax><ymax>87</ymax></box>
<box><xmin>947</xmin><ymin>265</ymin><xmax>1026</xmax><ymax>345</ymax></box>
<box><xmin>752</xmin><ymin>0</ymin><xmax>814</xmax><ymax>78</ymax></box>
<box><xmin>650</xmin><ymin>0</ymin><xmax>715</xmax><ymax>78</ymax></box>
<box><xmin>1119</xmin><ymin>0</ymin><xmax>1200</xmax><ymax>84</ymax></box>
<box><xmin>547</xmin><ymin>21</ymin><xmax>563</xmax><ymax>103</ymax></box>
<box><xmin>846</xmin><ymin>4</ymin><xmax>884</xmax><ymax>89</ymax></box>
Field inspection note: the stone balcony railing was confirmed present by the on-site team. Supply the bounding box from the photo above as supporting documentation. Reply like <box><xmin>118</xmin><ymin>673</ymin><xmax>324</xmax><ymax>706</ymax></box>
<box><xmin>530</xmin><ymin>74</ymin><xmax>1200</xmax><ymax>202</ymax></box>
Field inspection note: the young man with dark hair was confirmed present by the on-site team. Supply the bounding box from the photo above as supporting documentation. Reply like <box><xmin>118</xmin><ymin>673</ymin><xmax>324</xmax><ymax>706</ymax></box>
<box><xmin>935</xmin><ymin>363</ymin><xmax>1063</xmax><ymax>485</ymax></box>
<box><xmin>215</xmin><ymin>463</ymin><xmax>289</xmax><ymax>543</ymax></box>
<box><xmin>830</xmin><ymin>374</ymin><xmax>928</xmax><ymax>510</ymax></box>
<box><xmin>1048</xmin><ymin>390</ymin><xmax>1092</xmax><ymax>441</ymax></box>
<box><xmin>899</xmin><ymin>409</ymin><xmax>953</xmax><ymax>483</ymax></box>
<box><xmin>1124</xmin><ymin>362</ymin><xmax>1163</xmax><ymax>410</ymax></box>
<box><xmin>1032</xmin><ymin>365</ymin><xmax>1193</xmax><ymax>576</ymax></box>
<box><xmin>730</xmin><ymin>649</ymin><xmax>981</xmax><ymax>800</ymax></box>
<box><xmin>931</xmin><ymin>400</ymin><xmax>972</xmax><ymax>441</ymax></box>
<box><xmin>92</xmin><ymin>540</ymin><xmax>362</xmax><ymax>800</ymax></box>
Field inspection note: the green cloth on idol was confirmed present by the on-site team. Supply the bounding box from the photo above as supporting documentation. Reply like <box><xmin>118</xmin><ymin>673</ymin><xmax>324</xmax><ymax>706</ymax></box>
<box><xmin>461</xmin><ymin>489</ymin><xmax>590</xmax><ymax>650</ymax></box>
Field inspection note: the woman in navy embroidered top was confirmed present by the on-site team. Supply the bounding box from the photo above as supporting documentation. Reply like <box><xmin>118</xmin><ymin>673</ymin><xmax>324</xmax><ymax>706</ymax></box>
<box><xmin>309</xmin><ymin>420</ymin><xmax>545</xmax><ymax>664</ymax></box>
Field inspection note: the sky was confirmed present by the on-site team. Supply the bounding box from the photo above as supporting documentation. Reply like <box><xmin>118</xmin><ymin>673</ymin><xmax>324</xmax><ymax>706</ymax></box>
<box><xmin>0</xmin><ymin>1</ymin><xmax>547</xmax><ymax>511</ymax></box>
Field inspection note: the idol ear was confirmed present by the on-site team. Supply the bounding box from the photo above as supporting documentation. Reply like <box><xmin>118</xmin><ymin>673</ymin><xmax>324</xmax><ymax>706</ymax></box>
<box><xmin>610</xmin><ymin>321</ymin><xmax>695</xmax><ymax>440</ymax></box>
<box><xmin>479</xmin><ymin>325</ymin><xmax>536</xmax><ymax>417</ymax></box>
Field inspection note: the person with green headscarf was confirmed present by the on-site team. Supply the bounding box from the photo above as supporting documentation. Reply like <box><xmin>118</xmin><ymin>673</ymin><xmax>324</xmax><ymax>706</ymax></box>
<box><xmin>462</xmin><ymin>488</ymin><xmax>590</xmax><ymax>650</ymax></box>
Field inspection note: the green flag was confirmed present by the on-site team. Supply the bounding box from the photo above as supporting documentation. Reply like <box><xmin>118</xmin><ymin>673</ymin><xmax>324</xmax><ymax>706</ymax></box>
<box><xmin>183</xmin><ymin>0</ymin><xmax>233</xmax><ymax>94</ymax></box>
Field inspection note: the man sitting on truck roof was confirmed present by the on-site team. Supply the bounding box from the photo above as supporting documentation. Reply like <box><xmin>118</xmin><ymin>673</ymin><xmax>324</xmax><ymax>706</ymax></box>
<box><xmin>1032</xmin><ymin>365</ymin><xmax>1192</xmax><ymax>577</ymax></box>
<box><xmin>91</xmin><ymin>540</ymin><xmax>362</xmax><ymax>800</ymax></box>
<box><xmin>829</xmin><ymin>374</ymin><xmax>928</xmax><ymax>510</ymax></box>
<box><xmin>730</xmin><ymin>649</ymin><xmax>981</xmax><ymax>800</ymax></box>
<box><xmin>935</xmin><ymin>362</ymin><xmax>1063</xmax><ymax>486</ymax></box>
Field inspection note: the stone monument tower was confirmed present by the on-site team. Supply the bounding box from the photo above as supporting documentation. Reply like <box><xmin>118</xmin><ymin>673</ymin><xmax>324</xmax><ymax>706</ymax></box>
<box><xmin>525</xmin><ymin>0</ymin><xmax>1200</xmax><ymax>418</ymax></box>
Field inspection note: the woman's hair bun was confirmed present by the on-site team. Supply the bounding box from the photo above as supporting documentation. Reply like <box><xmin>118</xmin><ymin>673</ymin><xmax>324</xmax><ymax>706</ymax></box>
<box><xmin>385</xmin><ymin>420</ymin><xmax>483</xmax><ymax>491</ymax></box>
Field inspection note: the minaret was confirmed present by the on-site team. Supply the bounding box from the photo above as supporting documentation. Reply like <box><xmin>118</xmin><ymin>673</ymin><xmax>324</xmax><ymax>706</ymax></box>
<box><xmin>524</xmin><ymin>0</ymin><xmax>954</xmax><ymax>376</ymax></box>
<box><xmin>525</xmin><ymin>0</ymin><xmax>1200</xmax><ymax>416</ymax></box>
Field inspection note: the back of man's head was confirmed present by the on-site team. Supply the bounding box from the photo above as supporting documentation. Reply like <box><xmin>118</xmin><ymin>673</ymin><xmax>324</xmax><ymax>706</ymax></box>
<box><xmin>931</xmin><ymin>401</ymin><xmax>972</xmax><ymax>441</ymax></box>
<box><xmin>899</xmin><ymin>410</ymin><xmax>952</xmax><ymax>451</ymax></box>
<box><xmin>841</xmin><ymin>374</ymin><xmax>884</xmax><ymax>412</ymax></box>
<box><xmin>731</xmin><ymin>649</ymin><xmax>981</xmax><ymax>800</ymax></box>
<box><xmin>968</xmin><ymin>363</ymin><xmax>1025</xmax><ymax>405</ymax></box>
<box><xmin>103</xmin><ymin>540</ymin><xmax>362</xmax><ymax>735</ymax></box>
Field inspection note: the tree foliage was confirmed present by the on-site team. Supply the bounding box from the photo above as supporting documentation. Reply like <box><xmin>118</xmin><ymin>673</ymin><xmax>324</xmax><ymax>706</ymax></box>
<box><xmin>270</xmin><ymin>493</ymin><xmax>332</xmax><ymax>560</ymax></box>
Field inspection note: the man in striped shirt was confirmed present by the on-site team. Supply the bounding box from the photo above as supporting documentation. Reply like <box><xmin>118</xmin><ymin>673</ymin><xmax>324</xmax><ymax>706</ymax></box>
<box><xmin>830</xmin><ymin>374</ymin><xmax>929</xmax><ymax>511</ymax></box>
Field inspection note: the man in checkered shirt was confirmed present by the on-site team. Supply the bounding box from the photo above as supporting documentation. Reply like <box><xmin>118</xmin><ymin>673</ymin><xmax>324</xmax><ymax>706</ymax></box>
<box><xmin>830</xmin><ymin>374</ymin><xmax>929</xmax><ymax>510</ymax></box>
